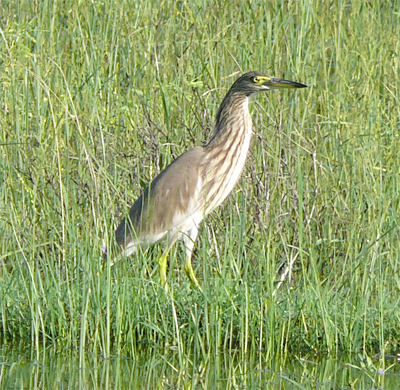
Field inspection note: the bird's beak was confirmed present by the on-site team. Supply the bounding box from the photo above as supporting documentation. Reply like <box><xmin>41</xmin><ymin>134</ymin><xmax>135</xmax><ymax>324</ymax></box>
<box><xmin>263</xmin><ymin>76</ymin><xmax>308</xmax><ymax>89</ymax></box>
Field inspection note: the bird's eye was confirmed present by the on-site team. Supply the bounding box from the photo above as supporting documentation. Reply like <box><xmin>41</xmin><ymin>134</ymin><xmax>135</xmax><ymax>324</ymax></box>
<box><xmin>253</xmin><ymin>76</ymin><xmax>260</xmax><ymax>83</ymax></box>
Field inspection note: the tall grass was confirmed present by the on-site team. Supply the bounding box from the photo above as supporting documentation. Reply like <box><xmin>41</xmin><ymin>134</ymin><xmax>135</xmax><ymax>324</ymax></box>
<box><xmin>1</xmin><ymin>0</ymin><xmax>399</xmax><ymax>365</ymax></box>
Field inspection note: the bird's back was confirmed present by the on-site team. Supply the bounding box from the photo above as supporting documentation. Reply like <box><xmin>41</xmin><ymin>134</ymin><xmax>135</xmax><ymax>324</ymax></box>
<box><xmin>115</xmin><ymin>146</ymin><xmax>206</xmax><ymax>252</ymax></box>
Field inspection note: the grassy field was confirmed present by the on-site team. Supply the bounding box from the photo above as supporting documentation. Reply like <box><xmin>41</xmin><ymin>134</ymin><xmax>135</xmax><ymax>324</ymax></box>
<box><xmin>1</xmin><ymin>0</ymin><xmax>399</xmax><ymax>366</ymax></box>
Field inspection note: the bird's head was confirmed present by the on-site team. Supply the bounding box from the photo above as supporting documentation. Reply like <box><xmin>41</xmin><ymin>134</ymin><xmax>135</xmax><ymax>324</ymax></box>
<box><xmin>229</xmin><ymin>71</ymin><xmax>308</xmax><ymax>97</ymax></box>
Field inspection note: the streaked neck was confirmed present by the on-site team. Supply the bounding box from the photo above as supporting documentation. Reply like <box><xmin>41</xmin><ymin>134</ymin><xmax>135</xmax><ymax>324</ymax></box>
<box><xmin>206</xmin><ymin>93</ymin><xmax>251</xmax><ymax>150</ymax></box>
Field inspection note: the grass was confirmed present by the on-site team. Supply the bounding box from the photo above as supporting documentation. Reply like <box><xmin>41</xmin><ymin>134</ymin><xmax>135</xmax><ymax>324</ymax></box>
<box><xmin>1</xmin><ymin>0</ymin><xmax>400</xmax><ymax>367</ymax></box>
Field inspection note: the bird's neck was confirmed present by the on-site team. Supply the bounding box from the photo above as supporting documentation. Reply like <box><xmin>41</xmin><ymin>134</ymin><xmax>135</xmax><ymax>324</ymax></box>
<box><xmin>200</xmin><ymin>93</ymin><xmax>254</xmax><ymax>214</ymax></box>
<box><xmin>206</xmin><ymin>93</ymin><xmax>252</xmax><ymax>150</ymax></box>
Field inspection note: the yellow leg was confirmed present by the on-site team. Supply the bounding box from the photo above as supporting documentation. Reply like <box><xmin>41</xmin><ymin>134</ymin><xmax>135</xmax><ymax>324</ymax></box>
<box><xmin>158</xmin><ymin>251</ymin><xmax>170</xmax><ymax>292</ymax></box>
<box><xmin>182</xmin><ymin>227</ymin><xmax>202</xmax><ymax>291</ymax></box>
<box><xmin>183</xmin><ymin>260</ymin><xmax>202</xmax><ymax>291</ymax></box>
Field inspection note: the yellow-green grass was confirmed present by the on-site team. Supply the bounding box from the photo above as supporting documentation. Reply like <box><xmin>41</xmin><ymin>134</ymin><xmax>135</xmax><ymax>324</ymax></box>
<box><xmin>0</xmin><ymin>0</ymin><xmax>399</xmax><ymax>365</ymax></box>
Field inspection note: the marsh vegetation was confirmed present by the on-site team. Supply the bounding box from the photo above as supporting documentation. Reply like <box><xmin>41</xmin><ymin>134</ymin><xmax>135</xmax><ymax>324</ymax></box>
<box><xmin>1</xmin><ymin>0</ymin><xmax>399</xmax><ymax>387</ymax></box>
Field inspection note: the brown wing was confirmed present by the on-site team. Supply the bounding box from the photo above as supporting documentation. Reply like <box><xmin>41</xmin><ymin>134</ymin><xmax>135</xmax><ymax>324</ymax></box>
<box><xmin>116</xmin><ymin>146</ymin><xmax>205</xmax><ymax>246</ymax></box>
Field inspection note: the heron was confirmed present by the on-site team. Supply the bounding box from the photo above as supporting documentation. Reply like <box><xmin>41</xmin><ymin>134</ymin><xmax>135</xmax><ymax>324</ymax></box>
<box><xmin>115</xmin><ymin>71</ymin><xmax>307</xmax><ymax>290</ymax></box>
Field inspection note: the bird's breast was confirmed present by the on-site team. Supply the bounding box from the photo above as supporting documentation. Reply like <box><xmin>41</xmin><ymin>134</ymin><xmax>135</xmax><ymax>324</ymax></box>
<box><xmin>202</xmin><ymin>100</ymin><xmax>253</xmax><ymax>214</ymax></box>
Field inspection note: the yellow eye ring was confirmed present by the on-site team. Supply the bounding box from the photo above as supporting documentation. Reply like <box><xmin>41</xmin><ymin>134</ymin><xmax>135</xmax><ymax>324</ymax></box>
<box><xmin>253</xmin><ymin>76</ymin><xmax>260</xmax><ymax>83</ymax></box>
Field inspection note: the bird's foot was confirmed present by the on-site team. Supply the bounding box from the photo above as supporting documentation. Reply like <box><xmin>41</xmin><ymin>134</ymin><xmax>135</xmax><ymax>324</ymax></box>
<box><xmin>183</xmin><ymin>261</ymin><xmax>203</xmax><ymax>292</ymax></box>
